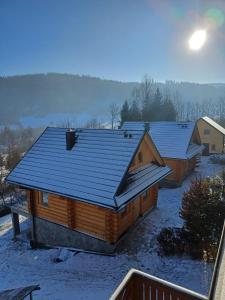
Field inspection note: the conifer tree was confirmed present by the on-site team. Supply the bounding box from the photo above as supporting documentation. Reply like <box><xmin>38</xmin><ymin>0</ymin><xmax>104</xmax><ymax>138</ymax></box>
<box><xmin>130</xmin><ymin>100</ymin><xmax>141</xmax><ymax>121</ymax></box>
<box><xmin>162</xmin><ymin>96</ymin><xmax>177</xmax><ymax>121</ymax></box>
<box><xmin>120</xmin><ymin>100</ymin><xmax>130</xmax><ymax>125</ymax></box>
<box><xmin>151</xmin><ymin>88</ymin><xmax>162</xmax><ymax>121</ymax></box>
<box><xmin>180</xmin><ymin>177</ymin><xmax>225</xmax><ymax>243</ymax></box>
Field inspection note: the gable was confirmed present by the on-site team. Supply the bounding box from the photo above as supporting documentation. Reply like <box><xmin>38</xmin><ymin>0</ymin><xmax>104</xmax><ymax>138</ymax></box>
<box><xmin>129</xmin><ymin>132</ymin><xmax>164</xmax><ymax>172</ymax></box>
<box><xmin>198</xmin><ymin>118</ymin><xmax>225</xmax><ymax>137</ymax></box>
<box><xmin>200</xmin><ymin>117</ymin><xmax>225</xmax><ymax>135</ymax></box>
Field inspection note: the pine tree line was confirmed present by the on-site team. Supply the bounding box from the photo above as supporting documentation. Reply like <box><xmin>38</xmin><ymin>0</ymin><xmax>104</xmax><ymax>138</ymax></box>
<box><xmin>120</xmin><ymin>77</ymin><xmax>177</xmax><ymax>125</ymax></box>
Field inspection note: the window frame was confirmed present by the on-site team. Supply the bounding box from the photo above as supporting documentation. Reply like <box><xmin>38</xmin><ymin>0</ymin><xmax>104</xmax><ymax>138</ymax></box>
<box><xmin>41</xmin><ymin>192</ymin><xmax>49</xmax><ymax>207</ymax></box>
<box><xmin>204</xmin><ymin>128</ymin><xmax>210</xmax><ymax>135</ymax></box>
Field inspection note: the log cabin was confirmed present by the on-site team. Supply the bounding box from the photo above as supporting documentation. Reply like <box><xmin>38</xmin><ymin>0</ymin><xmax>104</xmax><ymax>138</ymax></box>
<box><xmin>6</xmin><ymin>127</ymin><xmax>171</xmax><ymax>253</ymax></box>
<box><xmin>197</xmin><ymin>116</ymin><xmax>225</xmax><ymax>155</ymax></box>
<box><xmin>122</xmin><ymin>122</ymin><xmax>203</xmax><ymax>187</ymax></box>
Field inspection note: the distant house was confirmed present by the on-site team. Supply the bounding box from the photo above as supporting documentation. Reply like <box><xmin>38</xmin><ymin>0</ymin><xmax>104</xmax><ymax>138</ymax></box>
<box><xmin>6</xmin><ymin>127</ymin><xmax>171</xmax><ymax>253</ymax></box>
<box><xmin>197</xmin><ymin>116</ymin><xmax>225</xmax><ymax>155</ymax></box>
<box><xmin>122</xmin><ymin>122</ymin><xmax>203</xmax><ymax>187</ymax></box>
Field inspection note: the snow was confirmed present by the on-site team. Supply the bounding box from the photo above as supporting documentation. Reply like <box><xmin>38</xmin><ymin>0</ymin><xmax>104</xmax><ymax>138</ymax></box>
<box><xmin>0</xmin><ymin>157</ymin><xmax>223</xmax><ymax>299</ymax></box>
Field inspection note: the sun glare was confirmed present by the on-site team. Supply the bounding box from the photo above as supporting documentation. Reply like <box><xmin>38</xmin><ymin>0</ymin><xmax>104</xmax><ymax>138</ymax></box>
<box><xmin>188</xmin><ymin>29</ymin><xmax>207</xmax><ymax>51</ymax></box>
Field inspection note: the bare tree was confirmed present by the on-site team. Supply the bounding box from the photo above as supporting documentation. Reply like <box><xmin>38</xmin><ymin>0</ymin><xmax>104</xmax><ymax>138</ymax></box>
<box><xmin>84</xmin><ymin>118</ymin><xmax>104</xmax><ymax>129</ymax></box>
<box><xmin>109</xmin><ymin>102</ymin><xmax>120</xmax><ymax>129</ymax></box>
<box><xmin>58</xmin><ymin>118</ymin><xmax>76</xmax><ymax>128</ymax></box>
<box><xmin>0</xmin><ymin>154</ymin><xmax>6</xmax><ymax>206</ymax></box>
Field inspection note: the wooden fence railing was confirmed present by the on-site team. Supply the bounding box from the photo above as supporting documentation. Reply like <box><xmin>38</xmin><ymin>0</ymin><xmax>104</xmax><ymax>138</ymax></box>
<box><xmin>110</xmin><ymin>269</ymin><xmax>208</xmax><ymax>300</ymax></box>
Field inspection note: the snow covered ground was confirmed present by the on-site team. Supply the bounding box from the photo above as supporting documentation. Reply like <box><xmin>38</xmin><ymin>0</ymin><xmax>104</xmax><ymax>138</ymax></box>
<box><xmin>0</xmin><ymin>157</ymin><xmax>223</xmax><ymax>299</ymax></box>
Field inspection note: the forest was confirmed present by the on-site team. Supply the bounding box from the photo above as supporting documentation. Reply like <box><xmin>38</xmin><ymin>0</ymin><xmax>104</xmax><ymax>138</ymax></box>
<box><xmin>120</xmin><ymin>76</ymin><xmax>225</xmax><ymax>126</ymax></box>
<box><xmin>1</xmin><ymin>73</ymin><xmax>225</xmax><ymax>126</ymax></box>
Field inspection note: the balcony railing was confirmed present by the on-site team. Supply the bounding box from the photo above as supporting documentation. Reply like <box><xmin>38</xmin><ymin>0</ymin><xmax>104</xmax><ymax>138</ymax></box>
<box><xmin>110</xmin><ymin>268</ymin><xmax>208</xmax><ymax>300</ymax></box>
<box><xmin>110</xmin><ymin>222</ymin><xmax>225</xmax><ymax>300</ymax></box>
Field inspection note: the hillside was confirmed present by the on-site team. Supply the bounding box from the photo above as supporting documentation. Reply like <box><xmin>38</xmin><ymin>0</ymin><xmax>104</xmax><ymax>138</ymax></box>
<box><xmin>0</xmin><ymin>73</ymin><xmax>137</xmax><ymax>125</ymax></box>
<box><xmin>0</xmin><ymin>73</ymin><xmax>225</xmax><ymax>126</ymax></box>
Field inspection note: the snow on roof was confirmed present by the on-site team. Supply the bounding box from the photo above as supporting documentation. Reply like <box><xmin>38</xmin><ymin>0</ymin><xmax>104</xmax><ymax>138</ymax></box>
<box><xmin>201</xmin><ymin>116</ymin><xmax>225</xmax><ymax>135</ymax></box>
<box><xmin>122</xmin><ymin>121</ymin><xmax>202</xmax><ymax>160</ymax></box>
<box><xmin>6</xmin><ymin>127</ymin><xmax>169</xmax><ymax>209</ymax></box>
<box><xmin>116</xmin><ymin>163</ymin><xmax>171</xmax><ymax>207</ymax></box>
<box><xmin>187</xmin><ymin>143</ymin><xmax>204</xmax><ymax>159</ymax></box>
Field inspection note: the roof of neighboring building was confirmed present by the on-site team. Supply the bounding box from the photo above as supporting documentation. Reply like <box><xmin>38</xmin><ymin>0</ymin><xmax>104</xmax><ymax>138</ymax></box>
<box><xmin>6</xmin><ymin>127</ymin><xmax>171</xmax><ymax>209</ymax></box>
<box><xmin>122</xmin><ymin>121</ymin><xmax>203</xmax><ymax>160</ymax></box>
<box><xmin>200</xmin><ymin>116</ymin><xmax>225</xmax><ymax>135</ymax></box>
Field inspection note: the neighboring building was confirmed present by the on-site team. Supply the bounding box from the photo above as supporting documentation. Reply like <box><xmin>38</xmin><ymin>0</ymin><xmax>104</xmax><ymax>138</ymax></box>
<box><xmin>122</xmin><ymin>122</ymin><xmax>203</xmax><ymax>187</ymax></box>
<box><xmin>6</xmin><ymin>127</ymin><xmax>171</xmax><ymax>253</ymax></box>
<box><xmin>197</xmin><ymin>116</ymin><xmax>225</xmax><ymax>155</ymax></box>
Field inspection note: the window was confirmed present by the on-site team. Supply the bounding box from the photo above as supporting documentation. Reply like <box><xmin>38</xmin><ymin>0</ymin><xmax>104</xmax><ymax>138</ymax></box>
<box><xmin>41</xmin><ymin>192</ymin><xmax>49</xmax><ymax>206</ymax></box>
<box><xmin>138</xmin><ymin>151</ymin><xmax>143</xmax><ymax>163</ymax></box>
<box><xmin>204</xmin><ymin>129</ymin><xmax>210</xmax><ymax>135</ymax></box>
<box><xmin>211</xmin><ymin>144</ymin><xmax>216</xmax><ymax>151</ymax></box>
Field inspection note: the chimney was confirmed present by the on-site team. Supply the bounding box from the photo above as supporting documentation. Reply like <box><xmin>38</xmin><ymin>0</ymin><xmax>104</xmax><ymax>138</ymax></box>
<box><xmin>66</xmin><ymin>129</ymin><xmax>76</xmax><ymax>150</ymax></box>
<box><xmin>124</xmin><ymin>130</ymin><xmax>128</xmax><ymax>138</ymax></box>
<box><xmin>144</xmin><ymin>122</ymin><xmax>150</xmax><ymax>132</ymax></box>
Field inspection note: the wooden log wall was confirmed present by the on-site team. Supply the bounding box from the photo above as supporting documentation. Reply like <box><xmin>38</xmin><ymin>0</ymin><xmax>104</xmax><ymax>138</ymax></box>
<box><xmin>31</xmin><ymin>191</ymin><xmax>69</xmax><ymax>226</ymax></box>
<box><xmin>29</xmin><ymin>185</ymin><xmax>158</xmax><ymax>244</ymax></box>
<box><xmin>164</xmin><ymin>157</ymin><xmax>197</xmax><ymax>184</ymax></box>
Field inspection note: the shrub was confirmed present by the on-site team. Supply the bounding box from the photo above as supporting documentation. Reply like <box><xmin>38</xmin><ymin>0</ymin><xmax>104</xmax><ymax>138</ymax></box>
<box><xmin>157</xmin><ymin>227</ymin><xmax>184</xmax><ymax>255</ymax></box>
<box><xmin>158</xmin><ymin>176</ymin><xmax>225</xmax><ymax>261</ymax></box>
<box><xmin>180</xmin><ymin>177</ymin><xmax>225</xmax><ymax>244</ymax></box>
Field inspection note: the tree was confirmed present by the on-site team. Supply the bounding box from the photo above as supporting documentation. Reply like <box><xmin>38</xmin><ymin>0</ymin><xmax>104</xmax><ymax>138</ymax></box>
<box><xmin>109</xmin><ymin>102</ymin><xmax>120</xmax><ymax>129</ymax></box>
<box><xmin>151</xmin><ymin>88</ymin><xmax>162</xmax><ymax>121</ymax></box>
<box><xmin>0</xmin><ymin>155</ymin><xmax>3</xmax><ymax>170</ymax></box>
<box><xmin>0</xmin><ymin>154</ymin><xmax>6</xmax><ymax>206</ymax></box>
<box><xmin>158</xmin><ymin>176</ymin><xmax>225</xmax><ymax>260</ymax></box>
<box><xmin>1</xmin><ymin>126</ymin><xmax>15</xmax><ymax>148</ymax></box>
<box><xmin>162</xmin><ymin>96</ymin><xmax>177</xmax><ymax>121</ymax></box>
<box><xmin>180</xmin><ymin>177</ymin><xmax>225</xmax><ymax>245</ymax></box>
<box><xmin>140</xmin><ymin>76</ymin><xmax>154</xmax><ymax>121</ymax></box>
<box><xmin>130</xmin><ymin>100</ymin><xmax>141</xmax><ymax>121</ymax></box>
<box><xmin>6</xmin><ymin>147</ymin><xmax>21</xmax><ymax>171</ymax></box>
<box><xmin>120</xmin><ymin>100</ymin><xmax>130</xmax><ymax>125</ymax></box>
<box><xmin>84</xmin><ymin>118</ymin><xmax>104</xmax><ymax>129</ymax></box>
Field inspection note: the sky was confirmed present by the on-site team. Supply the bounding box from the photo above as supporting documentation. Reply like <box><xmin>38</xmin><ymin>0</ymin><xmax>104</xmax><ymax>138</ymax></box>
<box><xmin>1</xmin><ymin>0</ymin><xmax>225</xmax><ymax>83</ymax></box>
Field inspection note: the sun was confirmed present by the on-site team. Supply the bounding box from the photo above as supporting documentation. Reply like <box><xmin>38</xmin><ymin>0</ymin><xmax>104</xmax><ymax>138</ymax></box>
<box><xmin>188</xmin><ymin>29</ymin><xmax>207</xmax><ymax>51</ymax></box>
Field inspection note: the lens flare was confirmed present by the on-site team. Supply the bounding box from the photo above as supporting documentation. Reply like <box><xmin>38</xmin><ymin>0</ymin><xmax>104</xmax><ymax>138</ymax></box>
<box><xmin>188</xmin><ymin>29</ymin><xmax>207</xmax><ymax>51</ymax></box>
<box><xmin>205</xmin><ymin>8</ymin><xmax>224</xmax><ymax>28</ymax></box>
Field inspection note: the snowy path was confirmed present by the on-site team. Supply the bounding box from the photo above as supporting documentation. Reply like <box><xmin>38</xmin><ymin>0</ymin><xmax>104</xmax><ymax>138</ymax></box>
<box><xmin>0</xmin><ymin>157</ymin><xmax>223</xmax><ymax>299</ymax></box>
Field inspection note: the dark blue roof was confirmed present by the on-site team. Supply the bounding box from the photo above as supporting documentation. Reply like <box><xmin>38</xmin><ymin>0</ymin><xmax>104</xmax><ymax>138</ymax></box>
<box><xmin>6</xmin><ymin>127</ymin><xmax>170</xmax><ymax>209</ymax></box>
<box><xmin>122</xmin><ymin>121</ymin><xmax>203</xmax><ymax>159</ymax></box>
